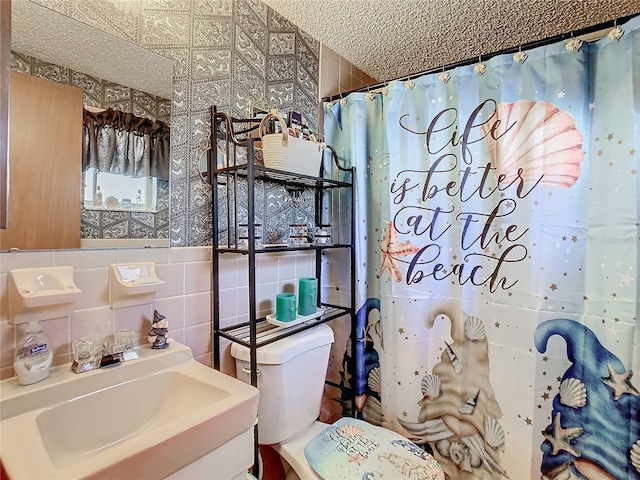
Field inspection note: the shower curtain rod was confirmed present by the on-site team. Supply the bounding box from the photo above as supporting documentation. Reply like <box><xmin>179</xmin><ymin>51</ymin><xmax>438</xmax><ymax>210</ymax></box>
<box><xmin>322</xmin><ymin>12</ymin><xmax>640</xmax><ymax>103</ymax></box>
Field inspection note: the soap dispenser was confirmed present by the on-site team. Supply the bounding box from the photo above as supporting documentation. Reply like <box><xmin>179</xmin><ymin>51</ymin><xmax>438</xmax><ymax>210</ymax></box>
<box><xmin>13</xmin><ymin>321</ymin><xmax>53</xmax><ymax>385</ymax></box>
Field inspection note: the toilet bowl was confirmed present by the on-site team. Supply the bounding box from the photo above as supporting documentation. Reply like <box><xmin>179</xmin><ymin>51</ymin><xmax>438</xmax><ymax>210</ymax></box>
<box><xmin>231</xmin><ymin>324</ymin><xmax>443</xmax><ymax>480</ymax></box>
<box><xmin>272</xmin><ymin>421</ymin><xmax>327</xmax><ymax>480</ymax></box>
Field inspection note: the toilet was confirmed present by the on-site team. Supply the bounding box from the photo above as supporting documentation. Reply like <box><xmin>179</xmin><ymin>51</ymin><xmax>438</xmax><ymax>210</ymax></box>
<box><xmin>231</xmin><ymin>324</ymin><xmax>444</xmax><ymax>480</ymax></box>
<box><xmin>230</xmin><ymin>324</ymin><xmax>335</xmax><ymax>480</ymax></box>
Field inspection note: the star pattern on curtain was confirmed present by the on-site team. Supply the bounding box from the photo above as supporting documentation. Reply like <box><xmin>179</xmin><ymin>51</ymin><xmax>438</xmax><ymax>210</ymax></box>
<box><xmin>379</xmin><ymin>222</ymin><xmax>420</xmax><ymax>282</ymax></box>
<box><xmin>603</xmin><ymin>363</ymin><xmax>640</xmax><ymax>400</ymax></box>
<box><xmin>542</xmin><ymin>412</ymin><xmax>583</xmax><ymax>457</ymax></box>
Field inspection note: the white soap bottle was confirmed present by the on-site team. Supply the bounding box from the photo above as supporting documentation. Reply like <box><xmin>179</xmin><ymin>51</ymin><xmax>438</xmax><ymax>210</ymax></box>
<box><xmin>13</xmin><ymin>321</ymin><xmax>54</xmax><ymax>385</ymax></box>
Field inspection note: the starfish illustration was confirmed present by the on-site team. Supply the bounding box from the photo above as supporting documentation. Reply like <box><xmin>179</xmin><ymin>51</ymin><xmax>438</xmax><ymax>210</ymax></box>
<box><xmin>347</xmin><ymin>452</ymin><xmax>365</xmax><ymax>466</ymax></box>
<box><xmin>542</xmin><ymin>412</ymin><xmax>583</xmax><ymax>457</ymax></box>
<box><xmin>380</xmin><ymin>223</ymin><xmax>420</xmax><ymax>282</ymax></box>
<box><xmin>603</xmin><ymin>363</ymin><xmax>640</xmax><ymax>400</ymax></box>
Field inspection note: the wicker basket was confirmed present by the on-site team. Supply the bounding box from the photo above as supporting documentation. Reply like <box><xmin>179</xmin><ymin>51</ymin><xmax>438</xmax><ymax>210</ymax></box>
<box><xmin>258</xmin><ymin>112</ymin><xmax>323</xmax><ymax>177</ymax></box>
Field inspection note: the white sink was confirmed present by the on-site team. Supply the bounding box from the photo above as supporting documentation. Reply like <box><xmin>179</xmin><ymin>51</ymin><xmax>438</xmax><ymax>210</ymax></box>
<box><xmin>0</xmin><ymin>342</ymin><xmax>259</xmax><ymax>479</ymax></box>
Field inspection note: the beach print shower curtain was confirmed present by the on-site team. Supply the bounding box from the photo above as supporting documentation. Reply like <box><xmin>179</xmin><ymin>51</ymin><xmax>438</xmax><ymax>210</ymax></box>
<box><xmin>322</xmin><ymin>16</ymin><xmax>640</xmax><ymax>480</ymax></box>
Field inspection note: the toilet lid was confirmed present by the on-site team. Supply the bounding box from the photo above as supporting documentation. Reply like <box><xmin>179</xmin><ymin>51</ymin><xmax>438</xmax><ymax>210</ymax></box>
<box><xmin>304</xmin><ymin>417</ymin><xmax>445</xmax><ymax>480</ymax></box>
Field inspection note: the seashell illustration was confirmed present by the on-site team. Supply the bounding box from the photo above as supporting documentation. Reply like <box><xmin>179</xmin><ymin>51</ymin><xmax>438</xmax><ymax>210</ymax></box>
<box><xmin>459</xmin><ymin>390</ymin><xmax>480</xmax><ymax>415</ymax></box>
<box><xmin>421</xmin><ymin>374</ymin><xmax>442</xmax><ymax>398</ymax></box>
<box><xmin>444</xmin><ymin>342</ymin><xmax>462</xmax><ymax>374</ymax></box>
<box><xmin>481</xmin><ymin>99</ymin><xmax>584</xmax><ymax>188</ymax></box>
<box><xmin>464</xmin><ymin>316</ymin><xmax>486</xmax><ymax>341</ymax></box>
<box><xmin>367</xmin><ymin>366</ymin><xmax>381</xmax><ymax>394</ymax></box>
<box><xmin>337</xmin><ymin>424</ymin><xmax>364</xmax><ymax>438</ymax></box>
<box><xmin>448</xmin><ymin>441</ymin><xmax>465</xmax><ymax>465</ymax></box>
<box><xmin>484</xmin><ymin>417</ymin><xmax>506</xmax><ymax>449</ymax></box>
<box><xmin>630</xmin><ymin>440</ymin><xmax>640</xmax><ymax>472</ymax></box>
<box><xmin>559</xmin><ymin>378</ymin><xmax>587</xmax><ymax>408</ymax></box>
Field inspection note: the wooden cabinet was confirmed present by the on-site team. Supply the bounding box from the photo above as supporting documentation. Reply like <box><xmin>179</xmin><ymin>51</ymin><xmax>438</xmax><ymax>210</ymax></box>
<box><xmin>0</xmin><ymin>71</ymin><xmax>83</xmax><ymax>250</ymax></box>
<box><xmin>0</xmin><ymin>0</ymin><xmax>10</xmax><ymax>229</ymax></box>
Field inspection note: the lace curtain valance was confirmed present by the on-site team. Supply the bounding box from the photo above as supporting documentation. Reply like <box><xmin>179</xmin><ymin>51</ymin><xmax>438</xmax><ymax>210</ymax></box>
<box><xmin>82</xmin><ymin>108</ymin><xmax>170</xmax><ymax>181</ymax></box>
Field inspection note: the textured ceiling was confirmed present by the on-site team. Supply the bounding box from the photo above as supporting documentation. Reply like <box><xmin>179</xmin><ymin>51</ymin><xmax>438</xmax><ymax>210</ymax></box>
<box><xmin>263</xmin><ymin>0</ymin><xmax>640</xmax><ymax>83</ymax></box>
<box><xmin>11</xmin><ymin>0</ymin><xmax>173</xmax><ymax>98</ymax></box>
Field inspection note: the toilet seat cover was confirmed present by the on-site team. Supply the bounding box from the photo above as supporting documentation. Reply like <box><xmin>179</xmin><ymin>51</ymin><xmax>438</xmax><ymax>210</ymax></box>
<box><xmin>304</xmin><ymin>417</ymin><xmax>444</xmax><ymax>480</ymax></box>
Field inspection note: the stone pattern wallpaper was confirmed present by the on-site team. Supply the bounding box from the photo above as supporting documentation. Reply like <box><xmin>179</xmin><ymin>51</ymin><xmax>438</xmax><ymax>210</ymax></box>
<box><xmin>29</xmin><ymin>0</ymin><xmax>320</xmax><ymax>246</ymax></box>
<box><xmin>10</xmin><ymin>51</ymin><xmax>171</xmax><ymax>240</ymax></box>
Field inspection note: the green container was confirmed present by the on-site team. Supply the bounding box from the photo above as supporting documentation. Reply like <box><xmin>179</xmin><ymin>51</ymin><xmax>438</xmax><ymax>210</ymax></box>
<box><xmin>276</xmin><ymin>293</ymin><xmax>296</xmax><ymax>322</ymax></box>
<box><xmin>298</xmin><ymin>277</ymin><xmax>318</xmax><ymax>316</ymax></box>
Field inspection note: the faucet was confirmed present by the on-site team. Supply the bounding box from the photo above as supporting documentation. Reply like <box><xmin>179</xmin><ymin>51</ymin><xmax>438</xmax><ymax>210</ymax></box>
<box><xmin>71</xmin><ymin>338</ymin><xmax>138</xmax><ymax>374</ymax></box>
<box><xmin>98</xmin><ymin>342</ymin><xmax>125</xmax><ymax>367</ymax></box>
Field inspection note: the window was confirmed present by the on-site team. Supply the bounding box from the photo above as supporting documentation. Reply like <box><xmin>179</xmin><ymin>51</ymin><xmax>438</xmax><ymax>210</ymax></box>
<box><xmin>83</xmin><ymin>168</ymin><xmax>157</xmax><ymax>212</ymax></box>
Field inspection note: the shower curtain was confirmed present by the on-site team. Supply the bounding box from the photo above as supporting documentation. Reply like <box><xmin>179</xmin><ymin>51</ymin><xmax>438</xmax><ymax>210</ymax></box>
<box><xmin>323</xmin><ymin>16</ymin><xmax>640</xmax><ymax>480</ymax></box>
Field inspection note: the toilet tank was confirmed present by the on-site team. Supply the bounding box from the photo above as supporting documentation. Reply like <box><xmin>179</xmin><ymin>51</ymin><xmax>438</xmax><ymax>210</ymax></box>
<box><xmin>230</xmin><ymin>324</ymin><xmax>334</xmax><ymax>445</ymax></box>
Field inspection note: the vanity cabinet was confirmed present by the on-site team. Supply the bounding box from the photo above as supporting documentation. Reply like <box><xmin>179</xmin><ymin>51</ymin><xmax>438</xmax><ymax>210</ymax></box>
<box><xmin>0</xmin><ymin>72</ymin><xmax>82</xmax><ymax>250</ymax></box>
<box><xmin>209</xmin><ymin>107</ymin><xmax>356</xmax><ymax>476</ymax></box>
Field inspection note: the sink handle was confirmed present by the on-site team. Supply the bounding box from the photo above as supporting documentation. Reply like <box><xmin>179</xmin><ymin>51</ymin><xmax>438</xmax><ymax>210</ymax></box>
<box><xmin>241</xmin><ymin>367</ymin><xmax>261</xmax><ymax>376</ymax></box>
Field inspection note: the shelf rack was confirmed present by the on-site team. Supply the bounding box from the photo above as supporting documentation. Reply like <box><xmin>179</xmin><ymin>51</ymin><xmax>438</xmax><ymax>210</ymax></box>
<box><xmin>218</xmin><ymin>304</ymin><xmax>350</xmax><ymax>349</ymax></box>
<box><xmin>209</xmin><ymin>106</ymin><xmax>356</xmax><ymax>478</ymax></box>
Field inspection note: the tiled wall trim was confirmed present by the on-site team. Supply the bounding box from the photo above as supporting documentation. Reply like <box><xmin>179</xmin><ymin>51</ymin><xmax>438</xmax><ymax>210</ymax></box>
<box><xmin>0</xmin><ymin>248</ymin><xmax>314</xmax><ymax>380</ymax></box>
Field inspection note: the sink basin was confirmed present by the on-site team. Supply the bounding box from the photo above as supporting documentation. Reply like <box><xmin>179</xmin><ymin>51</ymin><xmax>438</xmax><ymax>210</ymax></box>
<box><xmin>36</xmin><ymin>371</ymin><xmax>229</xmax><ymax>469</ymax></box>
<box><xmin>0</xmin><ymin>342</ymin><xmax>259</xmax><ymax>479</ymax></box>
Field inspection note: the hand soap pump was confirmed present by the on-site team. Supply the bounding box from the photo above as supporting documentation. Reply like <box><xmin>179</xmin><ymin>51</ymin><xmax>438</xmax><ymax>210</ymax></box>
<box><xmin>13</xmin><ymin>321</ymin><xmax>53</xmax><ymax>385</ymax></box>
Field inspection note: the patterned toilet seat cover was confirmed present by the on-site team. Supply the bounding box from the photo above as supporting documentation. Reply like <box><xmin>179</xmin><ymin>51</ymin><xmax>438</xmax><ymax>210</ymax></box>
<box><xmin>304</xmin><ymin>417</ymin><xmax>445</xmax><ymax>480</ymax></box>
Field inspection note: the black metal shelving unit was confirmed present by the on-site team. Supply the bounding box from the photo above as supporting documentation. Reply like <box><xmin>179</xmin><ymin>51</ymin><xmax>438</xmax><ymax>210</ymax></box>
<box><xmin>209</xmin><ymin>107</ymin><xmax>356</xmax><ymax>478</ymax></box>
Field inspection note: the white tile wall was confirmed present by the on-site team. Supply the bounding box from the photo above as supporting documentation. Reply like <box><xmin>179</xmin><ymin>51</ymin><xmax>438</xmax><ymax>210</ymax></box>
<box><xmin>237</xmin><ymin>257</ymin><xmax>249</xmax><ymax>287</ymax></box>
<box><xmin>278</xmin><ymin>255</ymin><xmax>297</xmax><ymax>279</ymax></box>
<box><xmin>0</xmin><ymin>247</ymin><xmax>318</xmax><ymax>380</ymax></box>
<box><xmin>257</xmin><ymin>254</ymin><xmax>279</xmax><ymax>284</ymax></box>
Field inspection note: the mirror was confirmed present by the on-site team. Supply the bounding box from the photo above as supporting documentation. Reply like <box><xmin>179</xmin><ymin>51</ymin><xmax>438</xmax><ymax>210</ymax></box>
<box><xmin>10</xmin><ymin>0</ymin><xmax>173</xmax><ymax>249</ymax></box>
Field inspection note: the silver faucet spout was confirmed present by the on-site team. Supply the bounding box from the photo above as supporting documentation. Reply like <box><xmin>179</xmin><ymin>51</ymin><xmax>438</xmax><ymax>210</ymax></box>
<box><xmin>71</xmin><ymin>341</ymin><xmax>137</xmax><ymax>374</ymax></box>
